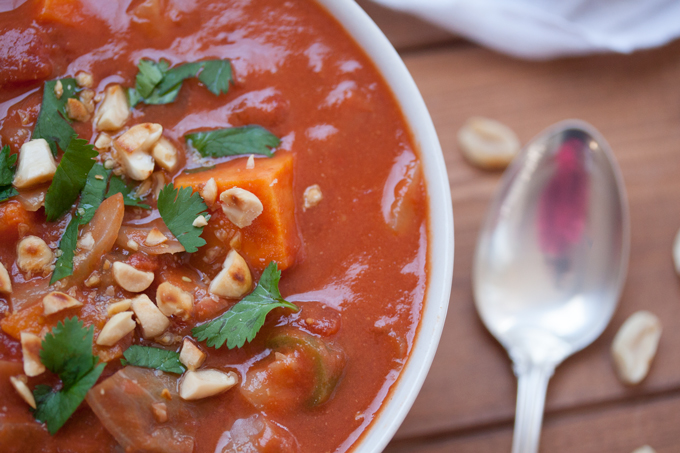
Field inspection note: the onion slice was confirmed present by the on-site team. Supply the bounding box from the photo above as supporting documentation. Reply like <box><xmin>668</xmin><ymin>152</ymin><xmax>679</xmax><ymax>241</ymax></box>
<box><xmin>69</xmin><ymin>193</ymin><xmax>125</xmax><ymax>285</ymax></box>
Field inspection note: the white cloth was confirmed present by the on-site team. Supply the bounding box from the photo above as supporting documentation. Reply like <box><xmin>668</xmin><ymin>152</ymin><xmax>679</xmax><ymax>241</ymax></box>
<box><xmin>371</xmin><ymin>0</ymin><xmax>680</xmax><ymax>59</ymax></box>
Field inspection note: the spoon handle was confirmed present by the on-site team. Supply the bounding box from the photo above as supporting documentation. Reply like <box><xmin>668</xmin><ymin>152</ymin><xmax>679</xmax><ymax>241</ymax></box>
<box><xmin>511</xmin><ymin>361</ymin><xmax>555</xmax><ymax>453</ymax></box>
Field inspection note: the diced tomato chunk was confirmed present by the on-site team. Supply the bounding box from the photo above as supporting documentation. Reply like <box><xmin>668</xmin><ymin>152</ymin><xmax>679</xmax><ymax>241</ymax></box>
<box><xmin>126</xmin><ymin>252</ymin><xmax>161</xmax><ymax>273</ymax></box>
<box><xmin>0</xmin><ymin>28</ymin><xmax>53</xmax><ymax>87</ymax></box>
<box><xmin>36</xmin><ymin>0</ymin><xmax>88</xmax><ymax>26</ymax></box>
<box><xmin>175</xmin><ymin>153</ymin><xmax>300</xmax><ymax>271</ymax></box>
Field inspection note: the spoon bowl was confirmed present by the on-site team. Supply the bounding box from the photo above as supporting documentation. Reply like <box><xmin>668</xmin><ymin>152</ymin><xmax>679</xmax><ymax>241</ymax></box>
<box><xmin>473</xmin><ymin>120</ymin><xmax>629</xmax><ymax>453</ymax></box>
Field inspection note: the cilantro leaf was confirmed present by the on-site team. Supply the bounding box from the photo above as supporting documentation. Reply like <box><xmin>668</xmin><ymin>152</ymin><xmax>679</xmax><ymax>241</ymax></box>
<box><xmin>44</xmin><ymin>136</ymin><xmax>98</xmax><ymax>221</ymax></box>
<box><xmin>33</xmin><ymin>317</ymin><xmax>105</xmax><ymax>434</ymax></box>
<box><xmin>77</xmin><ymin>163</ymin><xmax>110</xmax><ymax>225</ymax></box>
<box><xmin>32</xmin><ymin>78</ymin><xmax>79</xmax><ymax>156</ymax></box>
<box><xmin>152</xmin><ymin>61</ymin><xmax>203</xmax><ymax>101</ymax></box>
<box><xmin>198</xmin><ymin>59</ymin><xmax>233</xmax><ymax>96</ymax></box>
<box><xmin>105</xmin><ymin>175</ymin><xmax>150</xmax><ymax>209</ymax></box>
<box><xmin>157</xmin><ymin>184</ymin><xmax>208</xmax><ymax>253</ymax></box>
<box><xmin>186</xmin><ymin>125</ymin><xmax>280</xmax><ymax>158</ymax></box>
<box><xmin>126</xmin><ymin>88</ymin><xmax>143</xmax><ymax>108</ymax></box>
<box><xmin>50</xmin><ymin>217</ymin><xmax>79</xmax><ymax>285</ymax></box>
<box><xmin>131</xmin><ymin>59</ymin><xmax>233</xmax><ymax>106</ymax></box>
<box><xmin>50</xmin><ymin>164</ymin><xmax>110</xmax><ymax>284</ymax></box>
<box><xmin>0</xmin><ymin>186</ymin><xmax>18</xmax><ymax>203</ymax></box>
<box><xmin>120</xmin><ymin>345</ymin><xmax>186</xmax><ymax>374</ymax></box>
<box><xmin>142</xmin><ymin>85</ymin><xmax>182</xmax><ymax>105</ymax></box>
<box><xmin>192</xmin><ymin>262</ymin><xmax>299</xmax><ymax>349</ymax></box>
<box><xmin>135</xmin><ymin>59</ymin><xmax>167</xmax><ymax>98</ymax></box>
<box><xmin>40</xmin><ymin>317</ymin><xmax>98</xmax><ymax>386</ymax></box>
<box><xmin>0</xmin><ymin>145</ymin><xmax>18</xmax><ymax>202</ymax></box>
<box><xmin>34</xmin><ymin>364</ymin><xmax>104</xmax><ymax>435</ymax></box>
<box><xmin>0</xmin><ymin>145</ymin><xmax>17</xmax><ymax>186</ymax></box>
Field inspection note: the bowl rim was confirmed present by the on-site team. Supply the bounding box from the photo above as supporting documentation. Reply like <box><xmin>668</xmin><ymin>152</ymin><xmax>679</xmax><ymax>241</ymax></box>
<box><xmin>313</xmin><ymin>1</ymin><xmax>455</xmax><ymax>451</ymax></box>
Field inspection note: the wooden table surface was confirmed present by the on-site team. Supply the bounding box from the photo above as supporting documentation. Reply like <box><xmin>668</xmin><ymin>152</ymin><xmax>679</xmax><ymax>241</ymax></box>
<box><xmin>353</xmin><ymin>2</ymin><xmax>680</xmax><ymax>452</ymax></box>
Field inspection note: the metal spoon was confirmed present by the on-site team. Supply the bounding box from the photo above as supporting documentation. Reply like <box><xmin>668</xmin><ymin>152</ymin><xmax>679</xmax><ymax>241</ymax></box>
<box><xmin>473</xmin><ymin>120</ymin><xmax>629</xmax><ymax>453</ymax></box>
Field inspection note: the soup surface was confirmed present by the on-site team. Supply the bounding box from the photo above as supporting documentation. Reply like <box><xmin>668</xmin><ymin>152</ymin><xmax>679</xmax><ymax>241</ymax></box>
<box><xmin>0</xmin><ymin>0</ymin><xmax>428</xmax><ymax>452</ymax></box>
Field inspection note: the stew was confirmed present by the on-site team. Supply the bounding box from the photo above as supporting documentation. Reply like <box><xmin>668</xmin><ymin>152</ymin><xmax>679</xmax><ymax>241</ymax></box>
<box><xmin>0</xmin><ymin>0</ymin><xmax>429</xmax><ymax>452</ymax></box>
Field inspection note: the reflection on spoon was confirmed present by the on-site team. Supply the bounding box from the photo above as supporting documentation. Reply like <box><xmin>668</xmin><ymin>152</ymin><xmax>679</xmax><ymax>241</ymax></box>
<box><xmin>474</xmin><ymin>120</ymin><xmax>629</xmax><ymax>453</ymax></box>
<box><xmin>538</xmin><ymin>134</ymin><xmax>589</xmax><ymax>258</ymax></box>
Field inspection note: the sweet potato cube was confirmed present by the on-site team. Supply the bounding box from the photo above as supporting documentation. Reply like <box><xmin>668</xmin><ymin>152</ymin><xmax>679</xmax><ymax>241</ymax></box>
<box><xmin>0</xmin><ymin>201</ymin><xmax>38</xmax><ymax>242</ymax></box>
<box><xmin>175</xmin><ymin>153</ymin><xmax>299</xmax><ymax>271</ymax></box>
<box><xmin>1</xmin><ymin>303</ymin><xmax>45</xmax><ymax>340</ymax></box>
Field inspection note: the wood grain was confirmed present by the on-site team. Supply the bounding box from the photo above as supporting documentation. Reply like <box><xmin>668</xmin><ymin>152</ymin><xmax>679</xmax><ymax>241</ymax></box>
<box><xmin>387</xmin><ymin>40</ymin><xmax>680</xmax><ymax>443</ymax></box>
<box><xmin>386</xmin><ymin>391</ymin><xmax>680</xmax><ymax>452</ymax></box>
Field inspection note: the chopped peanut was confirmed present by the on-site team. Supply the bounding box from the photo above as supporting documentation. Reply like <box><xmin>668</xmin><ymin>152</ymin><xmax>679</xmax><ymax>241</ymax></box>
<box><xmin>116</xmin><ymin>123</ymin><xmax>163</xmax><ymax>153</ymax></box>
<box><xmin>151</xmin><ymin>136</ymin><xmax>178</xmax><ymax>171</ymax></box>
<box><xmin>152</xmin><ymin>171</ymin><xmax>166</xmax><ymax>199</ymax></box>
<box><xmin>106</xmin><ymin>299</ymin><xmax>132</xmax><ymax>317</ymax></box>
<box><xmin>179</xmin><ymin>369</ymin><xmax>238</xmax><ymax>400</ymax></box>
<box><xmin>16</xmin><ymin>235</ymin><xmax>54</xmax><ymax>275</ymax></box>
<box><xmin>112</xmin><ymin>261</ymin><xmax>154</xmax><ymax>292</ymax></box>
<box><xmin>0</xmin><ymin>261</ymin><xmax>12</xmax><ymax>294</ymax></box>
<box><xmin>21</xmin><ymin>332</ymin><xmax>45</xmax><ymax>377</ymax></box>
<box><xmin>154</xmin><ymin>331</ymin><xmax>182</xmax><ymax>346</ymax></box>
<box><xmin>43</xmin><ymin>291</ymin><xmax>83</xmax><ymax>316</ymax></box>
<box><xmin>179</xmin><ymin>338</ymin><xmax>205</xmax><ymax>371</ymax></box>
<box><xmin>127</xmin><ymin>239</ymin><xmax>139</xmax><ymax>251</ymax></box>
<box><xmin>84</xmin><ymin>272</ymin><xmax>101</xmax><ymax>287</ymax></box>
<box><xmin>151</xmin><ymin>402</ymin><xmax>168</xmax><ymax>423</ymax></box>
<box><xmin>10</xmin><ymin>375</ymin><xmax>36</xmax><ymax>409</ymax></box>
<box><xmin>229</xmin><ymin>231</ymin><xmax>242</xmax><ymax>250</ymax></box>
<box><xmin>95</xmin><ymin>84</ymin><xmax>129</xmax><ymax>131</ymax></box>
<box><xmin>75</xmin><ymin>71</ymin><xmax>93</xmax><ymax>88</ymax></box>
<box><xmin>192</xmin><ymin>215</ymin><xmax>208</xmax><ymax>227</ymax></box>
<box><xmin>79</xmin><ymin>88</ymin><xmax>96</xmax><ymax>113</ymax></box>
<box><xmin>220</xmin><ymin>187</ymin><xmax>263</xmax><ymax>228</ymax></box>
<box><xmin>303</xmin><ymin>184</ymin><xmax>323</xmax><ymax>210</ymax></box>
<box><xmin>201</xmin><ymin>178</ymin><xmax>217</xmax><ymax>207</ymax></box>
<box><xmin>54</xmin><ymin>80</ymin><xmax>63</xmax><ymax>99</ymax></box>
<box><xmin>130</xmin><ymin>294</ymin><xmax>169</xmax><ymax>338</ymax></box>
<box><xmin>113</xmin><ymin>123</ymin><xmax>162</xmax><ymax>181</ymax></box>
<box><xmin>156</xmin><ymin>282</ymin><xmax>194</xmax><ymax>320</ymax></box>
<box><xmin>145</xmin><ymin>227</ymin><xmax>168</xmax><ymax>246</ymax></box>
<box><xmin>96</xmin><ymin>311</ymin><xmax>136</xmax><ymax>346</ymax></box>
<box><xmin>246</xmin><ymin>154</ymin><xmax>255</xmax><ymax>169</ymax></box>
<box><xmin>13</xmin><ymin>139</ymin><xmax>57</xmax><ymax>189</ymax></box>
<box><xmin>134</xmin><ymin>177</ymin><xmax>152</xmax><ymax>199</ymax></box>
<box><xmin>78</xmin><ymin>232</ymin><xmax>95</xmax><ymax>251</ymax></box>
<box><xmin>94</xmin><ymin>132</ymin><xmax>112</xmax><ymax>150</ymax></box>
<box><xmin>209</xmin><ymin>250</ymin><xmax>252</xmax><ymax>298</ymax></box>
<box><xmin>66</xmin><ymin>98</ymin><xmax>90</xmax><ymax>122</ymax></box>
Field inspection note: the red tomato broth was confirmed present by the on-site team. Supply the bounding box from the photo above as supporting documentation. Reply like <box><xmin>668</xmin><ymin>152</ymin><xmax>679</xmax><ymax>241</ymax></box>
<box><xmin>0</xmin><ymin>0</ymin><xmax>430</xmax><ymax>452</ymax></box>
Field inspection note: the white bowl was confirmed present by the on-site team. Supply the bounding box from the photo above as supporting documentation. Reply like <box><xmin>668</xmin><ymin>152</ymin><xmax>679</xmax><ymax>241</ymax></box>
<box><xmin>315</xmin><ymin>1</ymin><xmax>455</xmax><ymax>451</ymax></box>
